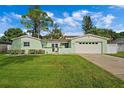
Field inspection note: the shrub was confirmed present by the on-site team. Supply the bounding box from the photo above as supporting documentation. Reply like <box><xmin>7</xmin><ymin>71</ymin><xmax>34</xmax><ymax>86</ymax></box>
<box><xmin>28</xmin><ymin>49</ymin><xmax>45</xmax><ymax>54</ymax></box>
<box><xmin>37</xmin><ymin>49</ymin><xmax>45</xmax><ymax>54</ymax></box>
<box><xmin>8</xmin><ymin>50</ymin><xmax>25</xmax><ymax>55</ymax></box>
<box><xmin>8</xmin><ymin>50</ymin><xmax>15</xmax><ymax>54</ymax></box>
<box><xmin>28</xmin><ymin>49</ymin><xmax>36</xmax><ymax>54</ymax></box>
<box><xmin>20</xmin><ymin>50</ymin><xmax>25</xmax><ymax>54</ymax></box>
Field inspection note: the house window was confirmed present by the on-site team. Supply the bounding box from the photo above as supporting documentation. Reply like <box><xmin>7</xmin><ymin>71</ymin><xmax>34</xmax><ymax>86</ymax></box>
<box><xmin>89</xmin><ymin>42</ymin><xmax>91</xmax><ymax>44</ymax></box>
<box><xmin>79</xmin><ymin>42</ymin><xmax>82</xmax><ymax>44</ymax></box>
<box><xmin>24</xmin><ymin>42</ymin><xmax>30</xmax><ymax>47</ymax></box>
<box><xmin>61</xmin><ymin>43</ymin><xmax>70</xmax><ymax>48</ymax></box>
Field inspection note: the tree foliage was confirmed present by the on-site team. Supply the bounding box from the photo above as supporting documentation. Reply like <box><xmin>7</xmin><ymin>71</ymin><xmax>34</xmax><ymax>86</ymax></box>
<box><xmin>82</xmin><ymin>16</ymin><xmax>93</xmax><ymax>34</ymax></box>
<box><xmin>82</xmin><ymin>15</ymin><xmax>124</xmax><ymax>40</ymax></box>
<box><xmin>0</xmin><ymin>28</ymin><xmax>26</xmax><ymax>42</ymax></box>
<box><xmin>117</xmin><ymin>32</ymin><xmax>124</xmax><ymax>38</ymax></box>
<box><xmin>90</xmin><ymin>27</ymin><xmax>118</xmax><ymax>40</ymax></box>
<box><xmin>44</xmin><ymin>24</ymin><xmax>63</xmax><ymax>39</ymax></box>
<box><xmin>21</xmin><ymin>6</ymin><xmax>53</xmax><ymax>38</ymax></box>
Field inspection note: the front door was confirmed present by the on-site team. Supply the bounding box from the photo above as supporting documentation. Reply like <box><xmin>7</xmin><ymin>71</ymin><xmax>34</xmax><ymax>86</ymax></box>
<box><xmin>52</xmin><ymin>43</ymin><xmax>59</xmax><ymax>53</ymax></box>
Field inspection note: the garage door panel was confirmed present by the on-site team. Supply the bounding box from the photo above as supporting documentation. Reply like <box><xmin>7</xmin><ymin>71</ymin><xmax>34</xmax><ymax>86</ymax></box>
<box><xmin>75</xmin><ymin>42</ymin><xmax>102</xmax><ymax>54</ymax></box>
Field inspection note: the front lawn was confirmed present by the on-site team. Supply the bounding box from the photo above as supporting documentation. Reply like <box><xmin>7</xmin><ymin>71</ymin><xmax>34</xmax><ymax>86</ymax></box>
<box><xmin>0</xmin><ymin>54</ymin><xmax>123</xmax><ymax>88</ymax></box>
<box><xmin>109</xmin><ymin>52</ymin><xmax>124</xmax><ymax>58</ymax></box>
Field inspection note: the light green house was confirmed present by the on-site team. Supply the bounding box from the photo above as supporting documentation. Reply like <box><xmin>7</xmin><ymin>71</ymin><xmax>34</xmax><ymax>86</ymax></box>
<box><xmin>11</xmin><ymin>34</ymin><xmax>110</xmax><ymax>54</ymax></box>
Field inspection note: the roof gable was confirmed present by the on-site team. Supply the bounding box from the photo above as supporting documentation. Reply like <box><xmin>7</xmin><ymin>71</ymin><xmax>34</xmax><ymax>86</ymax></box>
<box><xmin>72</xmin><ymin>34</ymin><xmax>110</xmax><ymax>40</ymax></box>
<box><xmin>12</xmin><ymin>35</ymin><xmax>41</xmax><ymax>41</ymax></box>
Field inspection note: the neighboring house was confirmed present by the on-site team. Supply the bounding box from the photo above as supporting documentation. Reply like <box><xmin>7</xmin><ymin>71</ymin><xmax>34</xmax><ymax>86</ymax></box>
<box><xmin>0</xmin><ymin>41</ymin><xmax>11</xmax><ymax>53</ymax></box>
<box><xmin>112</xmin><ymin>38</ymin><xmax>124</xmax><ymax>52</ymax></box>
<box><xmin>11</xmin><ymin>34</ymin><xmax>111</xmax><ymax>54</ymax></box>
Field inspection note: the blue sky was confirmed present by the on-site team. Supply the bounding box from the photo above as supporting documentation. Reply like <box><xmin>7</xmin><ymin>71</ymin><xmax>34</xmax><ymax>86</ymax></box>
<box><xmin>0</xmin><ymin>5</ymin><xmax>124</xmax><ymax>36</ymax></box>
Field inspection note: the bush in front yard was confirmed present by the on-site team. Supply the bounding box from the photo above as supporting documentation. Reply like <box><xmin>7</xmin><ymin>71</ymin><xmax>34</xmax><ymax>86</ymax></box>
<box><xmin>28</xmin><ymin>49</ymin><xmax>36</xmax><ymax>54</ymax></box>
<box><xmin>28</xmin><ymin>49</ymin><xmax>45</xmax><ymax>54</ymax></box>
<box><xmin>8</xmin><ymin>50</ymin><xmax>25</xmax><ymax>54</ymax></box>
<box><xmin>20</xmin><ymin>50</ymin><xmax>25</xmax><ymax>54</ymax></box>
<box><xmin>36</xmin><ymin>49</ymin><xmax>45</xmax><ymax>54</ymax></box>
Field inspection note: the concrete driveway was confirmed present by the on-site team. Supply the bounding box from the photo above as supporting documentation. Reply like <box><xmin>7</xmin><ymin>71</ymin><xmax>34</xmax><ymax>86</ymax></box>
<box><xmin>79</xmin><ymin>54</ymin><xmax>124</xmax><ymax>80</ymax></box>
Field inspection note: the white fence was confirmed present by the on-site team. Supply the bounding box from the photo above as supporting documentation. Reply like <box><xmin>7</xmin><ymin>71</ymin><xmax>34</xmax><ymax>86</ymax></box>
<box><xmin>106</xmin><ymin>44</ymin><xmax>118</xmax><ymax>54</ymax></box>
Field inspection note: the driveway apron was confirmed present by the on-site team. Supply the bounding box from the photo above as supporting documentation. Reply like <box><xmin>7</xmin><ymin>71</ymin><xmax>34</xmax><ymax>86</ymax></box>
<box><xmin>79</xmin><ymin>54</ymin><xmax>124</xmax><ymax>80</ymax></box>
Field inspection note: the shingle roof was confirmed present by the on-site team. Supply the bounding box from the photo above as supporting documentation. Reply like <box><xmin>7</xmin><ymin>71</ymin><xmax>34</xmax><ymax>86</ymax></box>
<box><xmin>12</xmin><ymin>35</ymin><xmax>41</xmax><ymax>41</ymax></box>
<box><xmin>0</xmin><ymin>41</ymin><xmax>11</xmax><ymax>45</ymax></box>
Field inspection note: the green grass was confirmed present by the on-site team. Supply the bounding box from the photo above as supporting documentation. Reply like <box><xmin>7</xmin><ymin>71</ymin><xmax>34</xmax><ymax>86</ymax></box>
<box><xmin>0</xmin><ymin>54</ymin><xmax>123</xmax><ymax>88</ymax></box>
<box><xmin>109</xmin><ymin>52</ymin><xmax>124</xmax><ymax>58</ymax></box>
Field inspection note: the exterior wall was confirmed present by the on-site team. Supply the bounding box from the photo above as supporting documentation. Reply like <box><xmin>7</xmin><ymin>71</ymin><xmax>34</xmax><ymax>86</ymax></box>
<box><xmin>11</xmin><ymin>39</ymin><xmax>21</xmax><ymax>50</ymax></box>
<box><xmin>42</xmin><ymin>41</ymin><xmax>58</xmax><ymax>54</ymax></box>
<box><xmin>0</xmin><ymin>44</ymin><xmax>7</xmax><ymax>53</ymax></box>
<box><xmin>42</xmin><ymin>41</ymin><xmax>74</xmax><ymax>54</ymax></box>
<box><xmin>20</xmin><ymin>38</ymin><xmax>42</xmax><ymax>53</ymax></box>
<box><xmin>118</xmin><ymin>43</ymin><xmax>124</xmax><ymax>52</ymax></box>
<box><xmin>106</xmin><ymin>44</ymin><xmax>118</xmax><ymax>54</ymax></box>
<box><xmin>59</xmin><ymin>48</ymin><xmax>74</xmax><ymax>54</ymax></box>
<box><xmin>11</xmin><ymin>35</ymin><xmax>109</xmax><ymax>54</ymax></box>
<box><xmin>7</xmin><ymin>45</ymin><xmax>11</xmax><ymax>50</ymax></box>
<box><xmin>71</xmin><ymin>35</ymin><xmax>107</xmax><ymax>54</ymax></box>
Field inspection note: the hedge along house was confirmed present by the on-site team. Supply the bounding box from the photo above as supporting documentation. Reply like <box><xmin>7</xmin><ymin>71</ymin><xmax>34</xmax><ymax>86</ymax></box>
<box><xmin>11</xmin><ymin>34</ymin><xmax>110</xmax><ymax>54</ymax></box>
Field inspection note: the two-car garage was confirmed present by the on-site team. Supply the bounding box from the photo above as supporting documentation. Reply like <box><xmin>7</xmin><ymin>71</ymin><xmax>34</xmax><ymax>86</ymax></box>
<box><xmin>72</xmin><ymin>34</ymin><xmax>108</xmax><ymax>54</ymax></box>
<box><xmin>75</xmin><ymin>41</ymin><xmax>102</xmax><ymax>54</ymax></box>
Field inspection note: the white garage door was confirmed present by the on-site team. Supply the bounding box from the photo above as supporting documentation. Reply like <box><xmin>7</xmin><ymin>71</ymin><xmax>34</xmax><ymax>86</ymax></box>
<box><xmin>75</xmin><ymin>42</ymin><xmax>102</xmax><ymax>54</ymax></box>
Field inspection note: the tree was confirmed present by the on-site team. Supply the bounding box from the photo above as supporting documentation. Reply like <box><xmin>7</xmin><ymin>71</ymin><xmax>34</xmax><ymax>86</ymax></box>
<box><xmin>82</xmin><ymin>16</ymin><xmax>93</xmax><ymax>34</ymax></box>
<box><xmin>21</xmin><ymin>6</ymin><xmax>53</xmax><ymax>38</ymax></box>
<box><xmin>82</xmin><ymin>15</ymin><xmax>123</xmax><ymax>40</ymax></box>
<box><xmin>90</xmin><ymin>27</ymin><xmax>118</xmax><ymax>40</ymax></box>
<box><xmin>45</xmin><ymin>24</ymin><xmax>63</xmax><ymax>39</ymax></box>
<box><xmin>0</xmin><ymin>28</ymin><xmax>26</xmax><ymax>42</ymax></box>
<box><xmin>118</xmin><ymin>32</ymin><xmax>124</xmax><ymax>38</ymax></box>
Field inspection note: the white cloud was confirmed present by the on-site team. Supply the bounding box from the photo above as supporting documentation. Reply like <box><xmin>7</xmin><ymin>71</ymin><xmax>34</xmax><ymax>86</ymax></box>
<box><xmin>54</xmin><ymin>16</ymin><xmax>80</xmax><ymax>27</ymax></box>
<box><xmin>91</xmin><ymin>12</ymin><xmax>102</xmax><ymax>19</ymax></box>
<box><xmin>63</xmin><ymin>17</ymin><xmax>80</xmax><ymax>27</ymax></box>
<box><xmin>3</xmin><ymin>12</ymin><xmax>21</xmax><ymax>20</ymax></box>
<box><xmin>46</xmin><ymin>10</ymin><xmax>117</xmax><ymax>35</ymax></box>
<box><xmin>10</xmin><ymin>12</ymin><xmax>21</xmax><ymax>19</ymax></box>
<box><xmin>72</xmin><ymin>10</ymin><xmax>90</xmax><ymax>20</ymax></box>
<box><xmin>112</xmin><ymin>24</ymin><xmax>124</xmax><ymax>33</ymax></box>
<box><xmin>0</xmin><ymin>15</ymin><xmax>13</xmax><ymax>32</ymax></box>
<box><xmin>22</xmin><ymin>29</ymin><xmax>28</xmax><ymax>32</ymax></box>
<box><xmin>46</xmin><ymin>11</ymin><xmax>54</xmax><ymax>18</ymax></box>
<box><xmin>0</xmin><ymin>12</ymin><xmax>23</xmax><ymax>35</ymax></box>
<box><xmin>102</xmin><ymin>14</ymin><xmax>115</xmax><ymax>27</ymax></box>
<box><xmin>64</xmin><ymin>31</ymin><xmax>83</xmax><ymax>36</ymax></box>
<box><xmin>116</xmin><ymin>29</ymin><xmax>124</xmax><ymax>33</ymax></box>
<box><xmin>48</xmin><ymin>11</ymin><xmax>80</xmax><ymax>27</ymax></box>
<box><xmin>0</xmin><ymin>16</ymin><xmax>11</xmax><ymax>23</ymax></box>
<box><xmin>0</xmin><ymin>33</ymin><xmax>4</xmax><ymax>37</ymax></box>
<box><xmin>62</xmin><ymin>26</ymin><xmax>83</xmax><ymax>36</ymax></box>
<box><xmin>55</xmin><ymin>18</ymin><xmax>64</xmax><ymax>24</ymax></box>
<box><xmin>109</xmin><ymin>5</ymin><xmax>124</xmax><ymax>9</ymax></box>
<box><xmin>63</xmin><ymin>12</ymin><xmax>69</xmax><ymax>17</ymax></box>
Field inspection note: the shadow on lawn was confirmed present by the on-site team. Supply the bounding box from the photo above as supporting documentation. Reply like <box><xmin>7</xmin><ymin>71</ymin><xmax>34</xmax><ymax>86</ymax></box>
<box><xmin>0</xmin><ymin>55</ymin><xmax>38</xmax><ymax>67</ymax></box>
